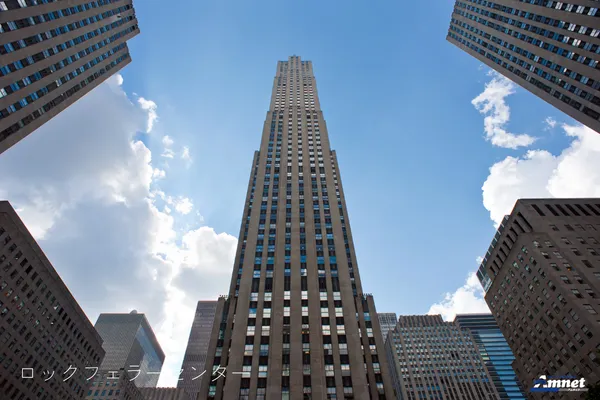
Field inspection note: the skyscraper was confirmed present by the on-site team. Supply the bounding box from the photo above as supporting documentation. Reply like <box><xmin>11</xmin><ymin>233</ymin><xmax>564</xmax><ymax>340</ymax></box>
<box><xmin>91</xmin><ymin>311</ymin><xmax>165</xmax><ymax>388</ymax></box>
<box><xmin>0</xmin><ymin>200</ymin><xmax>105</xmax><ymax>400</ymax></box>
<box><xmin>378</xmin><ymin>312</ymin><xmax>398</xmax><ymax>342</ymax></box>
<box><xmin>476</xmin><ymin>199</ymin><xmax>600</xmax><ymax>392</ymax></box>
<box><xmin>0</xmin><ymin>0</ymin><xmax>140</xmax><ymax>155</ymax></box>
<box><xmin>178</xmin><ymin>300</ymin><xmax>218</xmax><ymax>398</ymax></box>
<box><xmin>447</xmin><ymin>0</ymin><xmax>600</xmax><ymax>132</ymax></box>
<box><xmin>197</xmin><ymin>56</ymin><xmax>395</xmax><ymax>399</ymax></box>
<box><xmin>384</xmin><ymin>315</ymin><xmax>501</xmax><ymax>400</ymax></box>
<box><xmin>454</xmin><ymin>314</ymin><xmax>526</xmax><ymax>400</ymax></box>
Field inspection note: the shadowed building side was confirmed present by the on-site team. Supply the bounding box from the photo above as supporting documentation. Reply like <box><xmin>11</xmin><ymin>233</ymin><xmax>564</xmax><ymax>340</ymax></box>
<box><xmin>0</xmin><ymin>200</ymin><xmax>105</xmax><ymax>400</ymax></box>
<box><xmin>476</xmin><ymin>199</ymin><xmax>600</xmax><ymax>393</ymax></box>
<box><xmin>0</xmin><ymin>0</ymin><xmax>140</xmax><ymax>154</ymax></box>
<box><xmin>447</xmin><ymin>0</ymin><xmax>600</xmax><ymax>133</ymax></box>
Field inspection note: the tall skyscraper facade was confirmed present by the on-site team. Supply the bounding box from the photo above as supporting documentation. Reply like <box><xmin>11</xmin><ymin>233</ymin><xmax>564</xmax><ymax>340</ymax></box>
<box><xmin>197</xmin><ymin>56</ymin><xmax>394</xmax><ymax>399</ymax></box>
<box><xmin>0</xmin><ymin>0</ymin><xmax>140</xmax><ymax>155</ymax></box>
<box><xmin>454</xmin><ymin>314</ymin><xmax>526</xmax><ymax>400</ymax></box>
<box><xmin>0</xmin><ymin>200</ymin><xmax>105</xmax><ymax>400</ymax></box>
<box><xmin>177</xmin><ymin>300</ymin><xmax>218</xmax><ymax>398</ymax></box>
<box><xmin>384</xmin><ymin>315</ymin><xmax>500</xmax><ymax>400</ymax></box>
<box><xmin>477</xmin><ymin>199</ymin><xmax>600</xmax><ymax>392</ymax></box>
<box><xmin>447</xmin><ymin>0</ymin><xmax>600</xmax><ymax>133</ymax></box>
<box><xmin>92</xmin><ymin>311</ymin><xmax>165</xmax><ymax>388</ymax></box>
<box><xmin>378</xmin><ymin>312</ymin><xmax>398</xmax><ymax>342</ymax></box>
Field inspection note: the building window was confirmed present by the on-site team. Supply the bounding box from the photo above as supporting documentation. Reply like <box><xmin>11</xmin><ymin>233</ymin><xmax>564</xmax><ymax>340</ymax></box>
<box><xmin>583</xmin><ymin>304</ymin><xmax>597</xmax><ymax>315</ymax></box>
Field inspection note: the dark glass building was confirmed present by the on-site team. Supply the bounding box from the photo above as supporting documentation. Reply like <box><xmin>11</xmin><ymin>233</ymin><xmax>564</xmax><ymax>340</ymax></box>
<box><xmin>384</xmin><ymin>315</ymin><xmax>500</xmax><ymax>400</ymax></box>
<box><xmin>447</xmin><ymin>0</ymin><xmax>600</xmax><ymax>132</ymax></box>
<box><xmin>91</xmin><ymin>311</ymin><xmax>165</xmax><ymax>388</ymax></box>
<box><xmin>0</xmin><ymin>200</ymin><xmax>105</xmax><ymax>400</ymax></box>
<box><xmin>477</xmin><ymin>198</ymin><xmax>600</xmax><ymax>392</ymax></box>
<box><xmin>197</xmin><ymin>56</ymin><xmax>395</xmax><ymax>399</ymax></box>
<box><xmin>0</xmin><ymin>0</ymin><xmax>140</xmax><ymax>155</ymax></box>
<box><xmin>454</xmin><ymin>314</ymin><xmax>526</xmax><ymax>399</ymax></box>
<box><xmin>177</xmin><ymin>300</ymin><xmax>218</xmax><ymax>398</ymax></box>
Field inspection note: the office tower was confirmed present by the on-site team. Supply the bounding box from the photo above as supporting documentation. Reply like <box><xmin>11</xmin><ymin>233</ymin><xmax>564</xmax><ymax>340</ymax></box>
<box><xmin>177</xmin><ymin>300</ymin><xmax>218</xmax><ymax>398</ymax></box>
<box><xmin>91</xmin><ymin>311</ymin><xmax>165</xmax><ymax>388</ymax></box>
<box><xmin>139</xmin><ymin>387</ymin><xmax>188</xmax><ymax>400</ymax></box>
<box><xmin>197</xmin><ymin>56</ymin><xmax>395</xmax><ymax>399</ymax></box>
<box><xmin>476</xmin><ymin>199</ymin><xmax>600</xmax><ymax>392</ymax></box>
<box><xmin>447</xmin><ymin>0</ymin><xmax>600</xmax><ymax>133</ymax></box>
<box><xmin>0</xmin><ymin>200</ymin><xmax>105</xmax><ymax>400</ymax></box>
<box><xmin>384</xmin><ymin>315</ymin><xmax>500</xmax><ymax>400</ymax></box>
<box><xmin>0</xmin><ymin>0</ymin><xmax>140</xmax><ymax>155</ymax></box>
<box><xmin>454</xmin><ymin>314</ymin><xmax>526</xmax><ymax>400</ymax></box>
<box><xmin>378</xmin><ymin>312</ymin><xmax>398</xmax><ymax>342</ymax></box>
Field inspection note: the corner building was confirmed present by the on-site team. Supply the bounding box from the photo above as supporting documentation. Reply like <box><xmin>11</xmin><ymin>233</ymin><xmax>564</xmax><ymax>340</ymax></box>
<box><xmin>0</xmin><ymin>201</ymin><xmax>105</xmax><ymax>400</ymax></box>
<box><xmin>447</xmin><ymin>0</ymin><xmax>600</xmax><ymax>133</ymax></box>
<box><xmin>198</xmin><ymin>56</ymin><xmax>395</xmax><ymax>399</ymax></box>
<box><xmin>477</xmin><ymin>199</ymin><xmax>600</xmax><ymax>393</ymax></box>
<box><xmin>0</xmin><ymin>0</ymin><xmax>140</xmax><ymax>155</ymax></box>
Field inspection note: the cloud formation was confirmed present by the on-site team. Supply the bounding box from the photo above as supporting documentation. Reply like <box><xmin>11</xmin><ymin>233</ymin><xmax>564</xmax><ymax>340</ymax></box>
<box><xmin>471</xmin><ymin>73</ymin><xmax>537</xmax><ymax>149</ymax></box>
<box><xmin>0</xmin><ymin>75</ymin><xmax>236</xmax><ymax>387</ymax></box>
<box><xmin>544</xmin><ymin>116</ymin><xmax>557</xmax><ymax>130</ymax></box>
<box><xmin>482</xmin><ymin>123</ymin><xmax>600</xmax><ymax>225</ymax></box>
<box><xmin>172</xmin><ymin>196</ymin><xmax>194</xmax><ymax>215</ymax></box>
<box><xmin>181</xmin><ymin>146</ymin><xmax>192</xmax><ymax>167</ymax></box>
<box><xmin>138</xmin><ymin>97</ymin><xmax>158</xmax><ymax>133</ymax></box>
<box><xmin>431</xmin><ymin>72</ymin><xmax>600</xmax><ymax>321</ymax></box>
<box><xmin>428</xmin><ymin>272</ymin><xmax>490</xmax><ymax>321</ymax></box>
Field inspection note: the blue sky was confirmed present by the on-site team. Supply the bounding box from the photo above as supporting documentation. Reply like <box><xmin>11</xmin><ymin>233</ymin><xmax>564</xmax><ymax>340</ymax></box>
<box><xmin>1</xmin><ymin>0</ymin><xmax>599</xmax><ymax>387</ymax></box>
<box><xmin>122</xmin><ymin>0</ymin><xmax>577</xmax><ymax>313</ymax></box>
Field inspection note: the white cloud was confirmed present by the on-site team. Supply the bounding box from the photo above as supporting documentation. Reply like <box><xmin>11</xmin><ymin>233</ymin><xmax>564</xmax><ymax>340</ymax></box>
<box><xmin>428</xmin><ymin>272</ymin><xmax>490</xmax><ymax>321</ymax></box>
<box><xmin>181</xmin><ymin>146</ymin><xmax>192</xmax><ymax>167</ymax></box>
<box><xmin>161</xmin><ymin>149</ymin><xmax>175</xmax><ymax>159</ymax></box>
<box><xmin>544</xmin><ymin>116</ymin><xmax>557</xmax><ymax>130</ymax></box>
<box><xmin>482</xmin><ymin>123</ymin><xmax>600</xmax><ymax>225</ymax></box>
<box><xmin>173</xmin><ymin>197</ymin><xmax>194</xmax><ymax>215</ymax></box>
<box><xmin>152</xmin><ymin>168</ymin><xmax>166</xmax><ymax>180</ymax></box>
<box><xmin>161</xmin><ymin>135</ymin><xmax>175</xmax><ymax>159</ymax></box>
<box><xmin>472</xmin><ymin>73</ymin><xmax>537</xmax><ymax>149</ymax></box>
<box><xmin>162</xmin><ymin>135</ymin><xmax>174</xmax><ymax>147</ymax></box>
<box><xmin>0</xmin><ymin>74</ymin><xmax>236</xmax><ymax>387</ymax></box>
<box><xmin>138</xmin><ymin>97</ymin><xmax>158</xmax><ymax>133</ymax></box>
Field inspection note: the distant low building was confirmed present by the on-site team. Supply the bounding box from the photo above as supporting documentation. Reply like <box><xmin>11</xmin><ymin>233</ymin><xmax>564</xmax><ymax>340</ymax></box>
<box><xmin>139</xmin><ymin>387</ymin><xmax>188</xmax><ymax>400</ymax></box>
<box><xmin>385</xmin><ymin>315</ymin><xmax>500</xmax><ymax>400</ymax></box>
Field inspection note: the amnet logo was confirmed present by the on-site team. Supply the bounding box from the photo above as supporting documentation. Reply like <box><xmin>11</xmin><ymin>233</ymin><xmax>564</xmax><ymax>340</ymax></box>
<box><xmin>531</xmin><ymin>375</ymin><xmax>588</xmax><ymax>392</ymax></box>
